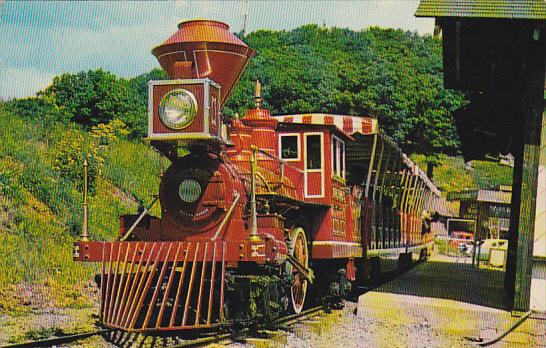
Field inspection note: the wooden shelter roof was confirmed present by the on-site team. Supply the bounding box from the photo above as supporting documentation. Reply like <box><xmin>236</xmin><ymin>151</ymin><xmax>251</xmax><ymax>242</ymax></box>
<box><xmin>415</xmin><ymin>0</ymin><xmax>546</xmax><ymax>20</ymax></box>
<box><xmin>447</xmin><ymin>189</ymin><xmax>512</xmax><ymax>204</ymax></box>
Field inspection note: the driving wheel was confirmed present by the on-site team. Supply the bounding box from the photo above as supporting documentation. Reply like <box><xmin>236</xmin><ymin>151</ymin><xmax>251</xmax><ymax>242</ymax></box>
<box><xmin>287</xmin><ymin>227</ymin><xmax>308</xmax><ymax>314</ymax></box>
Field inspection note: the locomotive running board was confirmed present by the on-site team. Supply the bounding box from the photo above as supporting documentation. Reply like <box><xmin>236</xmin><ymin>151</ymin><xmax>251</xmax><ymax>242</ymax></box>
<box><xmin>96</xmin><ymin>241</ymin><xmax>226</xmax><ymax>332</ymax></box>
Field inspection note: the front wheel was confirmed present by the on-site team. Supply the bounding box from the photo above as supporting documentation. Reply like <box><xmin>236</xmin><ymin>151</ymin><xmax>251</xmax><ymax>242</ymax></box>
<box><xmin>287</xmin><ymin>227</ymin><xmax>309</xmax><ymax>314</ymax></box>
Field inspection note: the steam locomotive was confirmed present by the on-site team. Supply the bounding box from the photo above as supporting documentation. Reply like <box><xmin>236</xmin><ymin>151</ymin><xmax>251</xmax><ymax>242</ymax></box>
<box><xmin>74</xmin><ymin>19</ymin><xmax>447</xmax><ymax>333</ymax></box>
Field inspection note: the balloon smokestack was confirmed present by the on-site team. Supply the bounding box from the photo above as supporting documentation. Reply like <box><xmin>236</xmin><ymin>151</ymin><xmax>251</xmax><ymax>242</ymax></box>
<box><xmin>152</xmin><ymin>19</ymin><xmax>255</xmax><ymax>108</ymax></box>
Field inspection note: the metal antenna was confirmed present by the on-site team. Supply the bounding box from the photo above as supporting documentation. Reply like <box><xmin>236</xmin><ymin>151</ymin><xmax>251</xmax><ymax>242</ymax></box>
<box><xmin>242</xmin><ymin>0</ymin><xmax>249</xmax><ymax>35</ymax></box>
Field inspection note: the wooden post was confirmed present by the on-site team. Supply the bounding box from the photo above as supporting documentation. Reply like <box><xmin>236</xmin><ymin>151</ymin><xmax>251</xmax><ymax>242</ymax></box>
<box><xmin>364</xmin><ymin>134</ymin><xmax>378</xmax><ymax>198</ymax></box>
<box><xmin>378</xmin><ymin>147</ymin><xmax>393</xmax><ymax>246</ymax></box>
<box><xmin>372</xmin><ymin>139</ymin><xmax>385</xmax><ymax>247</ymax></box>
<box><xmin>531</xmin><ymin>94</ymin><xmax>546</xmax><ymax>313</ymax></box>
<box><xmin>364</xmin><ymin>134</ymin><xmax>379</xmax><ymax>249</ymax></box>
<box><xmin>504</xmin><ymin>28</ymin><xmax>545</xmax><ymax>313</ymax></box>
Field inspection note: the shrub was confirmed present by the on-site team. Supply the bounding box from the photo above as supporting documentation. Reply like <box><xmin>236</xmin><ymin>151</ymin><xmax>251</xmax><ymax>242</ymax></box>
<box><xmin>89</xmin><ymin>118</ymin><xmax>130</xmax><ymax>147</ymax></box>
<box><xmin>53</xmin><ymin>134</ymin><xmax>103</xmax><ymax>194</ymax></box>
<box><xmin>39</xmin><ymin>69</ymin><xmax>143</xmax><ymax>128</ymax></box>
<box><xmin>2</xmin><ymin>95</ymin><xmax>71</xmax><ymax>126</ymax></box>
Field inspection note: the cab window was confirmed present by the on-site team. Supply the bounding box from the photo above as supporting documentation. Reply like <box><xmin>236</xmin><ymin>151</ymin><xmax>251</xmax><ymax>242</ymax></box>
<box><xmin>280</xmin><ymin>135</ymin><xmax>299</xmax><ymax>160</ymax></box>
<box><xmin>306</xmin><ymin>135</ymin><xmax>322</xmax><ymax>170</ymax></box>
<box><xmin>332</xmin><ymin>135</ymin><xmax>345</xmax><ymax>178</ymax></box>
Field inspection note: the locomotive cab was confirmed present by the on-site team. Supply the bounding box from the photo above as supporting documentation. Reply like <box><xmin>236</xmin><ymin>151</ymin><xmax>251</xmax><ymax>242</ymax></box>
<box><xmin>273</xmin><ymin>114</ymin><xmax>378</xmax><ymax>263</ymax></box>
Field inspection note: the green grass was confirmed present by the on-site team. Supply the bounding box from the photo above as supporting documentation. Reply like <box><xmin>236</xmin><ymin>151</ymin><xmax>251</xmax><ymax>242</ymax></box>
<box><xmin>102</xmin><ymin>139</ymin><xmax>162</xmax><ymax>210</ymax></box>
<box><xmin>8</xmin><ymin>326</ymin><xmax>65</xmax><ymax>343</ymax></box>
<box><xmin>0</xmin><ymin>110</ymin><xmax>160</xmax><ymax>313</ymax></box>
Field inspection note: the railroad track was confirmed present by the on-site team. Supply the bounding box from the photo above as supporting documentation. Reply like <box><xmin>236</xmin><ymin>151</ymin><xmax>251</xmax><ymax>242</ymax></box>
<box><xmin>169</xmin><ymin>306</ymin><xmax>325</xmax><ymax>348</ymax></box>
<box><xmin>0</xmin><ymin>307</ymin><xmax>324</xmax><ymax>348</ymax></box>
<box><xmin>2</xmin><ymin>263</ymin><xmax>416</xmax><ymax>348</ymax></box>
<box><xmin>1</xmin><ymin>329</ymin><xmax>113</xmax><ymax>348</ymax></box>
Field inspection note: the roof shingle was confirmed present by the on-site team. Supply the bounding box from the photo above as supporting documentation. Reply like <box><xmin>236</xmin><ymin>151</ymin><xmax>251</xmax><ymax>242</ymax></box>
<box><xmin>415</xmin><ymin>0</ymin><xmax>546</xmax><ymax>20</ymax></box>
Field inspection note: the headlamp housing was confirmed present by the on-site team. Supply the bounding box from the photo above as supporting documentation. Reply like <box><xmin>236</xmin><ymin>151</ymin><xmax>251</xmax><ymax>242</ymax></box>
<box><xmin>158</xmin><ymin>89</ymin><xmax>198</xmax><ymax>130</ymax></box>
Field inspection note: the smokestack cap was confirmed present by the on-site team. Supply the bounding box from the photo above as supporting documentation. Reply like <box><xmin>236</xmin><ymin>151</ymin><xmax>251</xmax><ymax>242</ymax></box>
<box><xmin>164</xmin><ymin>19</ymin><xmax>246</xmax><ymax>45</ymax></box>
<box><xmin>152</xmin><ymin>19</ymin><xmax>255</xmax><ymax>107</ymax></box>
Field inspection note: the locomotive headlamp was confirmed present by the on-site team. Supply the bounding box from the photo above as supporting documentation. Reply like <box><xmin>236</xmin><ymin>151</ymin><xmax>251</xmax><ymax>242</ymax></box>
<box><xmin>158</xmin><ymin>89</ymin><xmax>198</xmax><ymax>130</ymax></box>
<box><xmin>179</xmin><ymin>179</ymin><xmax>201</xmax><ymax>203</ymax></box>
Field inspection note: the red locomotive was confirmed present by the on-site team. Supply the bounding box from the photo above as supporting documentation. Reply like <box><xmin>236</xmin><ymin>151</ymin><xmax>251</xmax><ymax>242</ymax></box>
<box><xmin>74</xmin><ymin>19</ymin><xmax>446</xmax><ymax>332</ymax></box>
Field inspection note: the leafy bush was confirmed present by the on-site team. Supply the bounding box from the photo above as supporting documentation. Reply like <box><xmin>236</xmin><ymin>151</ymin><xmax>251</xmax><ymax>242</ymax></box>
<box><xmin>40</xmin><ymin>70</ymin><xmax>132</xmax><ymax>125</ymax></box>
<box><xmin>411</xmin><ymin>154</ymin><xmax>513</xmax><ymax>194</ymax></box>
<box><xmin>2</xmin><ymin>95</ymin><xmax>71</xmax><ymax>126</ymax></box>
<box><xmin>90</xmin><ymin>118</ymin><xmax>130</xmax><ymax>146</ymax></box>
<box><xmin>0</xmin><ymin>109</ymin><xmax>162</xmax><ymax>312</ymax></box>
<box><xmin>53</xmin><ymin>134</ymin><xmax>103</xmax><ymax>194</ymax></box>
<box><xmin>36</xmin><ymin>68</ymin><xmax>167</xmax><ymax>139</ymax></box>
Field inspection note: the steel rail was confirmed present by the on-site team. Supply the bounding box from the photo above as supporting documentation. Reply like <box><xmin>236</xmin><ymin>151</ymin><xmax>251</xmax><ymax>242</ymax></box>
<box><xmin>167</xmin><ymin>306</ymin><xmax>325</xmax><ymax>348</ymax></box>
<box><xmin>5</xmin><ymin>258</ymin><xmax>407</xmax><ymax>348</ymax></box>
<box><xmin>9</xmin><ymin>247</ymin><xmax>417</xmax><ymax>348</ymax></box>
<box><xmin>271</xmin><ymin>306</ymin><xmax>324</xmax><ymax>326</ymax></box>
<box><xmin>0</xmin><ymin>329</ymin><xmax>113</xmax><ymax>348</ymax></box>
<box><xmin>170</xmin><ymin>232</ymin><xmax>420</xmax><ymax>347</ymax></box>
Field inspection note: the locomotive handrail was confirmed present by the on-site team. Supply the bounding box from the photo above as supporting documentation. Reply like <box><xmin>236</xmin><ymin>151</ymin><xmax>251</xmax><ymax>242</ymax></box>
<box><xmin>243</xmin><ymin>145</ymin><xmax>304</xmax><ymax>199</ymax></box>
<box><xmin>119</xmin><ymin>196</ymin><xmax>159</xmax><ymax>242</ymax></box>
<box><xmin>249</xmin><ymin>146</ymin><xmax>259</xmax><ymax>240</ymax></box>
<box><xmin>254</xmin><ymin>172</ymin><xmax>273</xmax><ymax>193</ymax></box>
<box><xmin>248</xmin><ymin>145</ymin><xmax>303</xmax><ymax>240</ymax></box>
<box><xmin>211</xmin><ymin>191</ymin><xmax>241</xmax><ymax>241</ymax></box>
<box><xmin>254</xmin><ymin>146</ymin><xmax>304</xmax><ymax>174</ymax></box>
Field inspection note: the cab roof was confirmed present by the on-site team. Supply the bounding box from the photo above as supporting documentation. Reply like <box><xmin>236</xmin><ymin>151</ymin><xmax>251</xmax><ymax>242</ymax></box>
<box><xmin>272</xmin><ymin>113</ymin><xmax>378</xmax><ymax>139</ymax></box>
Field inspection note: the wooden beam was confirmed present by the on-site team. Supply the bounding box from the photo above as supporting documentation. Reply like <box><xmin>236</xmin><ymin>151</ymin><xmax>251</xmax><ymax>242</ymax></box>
<box><xmin>364</xmin><ymin>134</ymin><xmax>378</xmax><ymax>198</ymax></box>
<box><xmin>505</xmin><ymin>27</ymin><xmax>545</xmax><ymax>312</ymax></box>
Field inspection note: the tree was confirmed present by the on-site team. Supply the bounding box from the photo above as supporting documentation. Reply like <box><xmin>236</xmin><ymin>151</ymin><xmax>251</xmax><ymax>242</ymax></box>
<box><xmin>40</xmin><ymin>69</ymin><xmax>137</xmax><ymax>126</ymax></box>
<box><xmin>2</xmin><ymin>95</ymin><xmax>71</xmax><ymax>126</ymax></box>
<box><xmin>39</xmin><ymin>69</ymin><xmax>152</xmax><ymax>138</ymax></box>
<box><xmin>226</xmin><ymin>25</ymin><xmax>467</xmax><ymax>165</ymax></box>
<box><xmin>6</xmin><ymin>25</ymin><xmax>468</xmax><ymax>162</ymax></box>
<box><xmin>129</xmin><ymin>68</ymin><xmax>168</xmax><ymax>108</ymax></box>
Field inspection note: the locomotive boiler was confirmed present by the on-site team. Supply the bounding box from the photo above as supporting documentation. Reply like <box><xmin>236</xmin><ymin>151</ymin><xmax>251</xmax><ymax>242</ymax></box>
<box><xmin>74</xmin><ymin>19</ymin><xmax>446</xmax><ymax>333</ymax></box>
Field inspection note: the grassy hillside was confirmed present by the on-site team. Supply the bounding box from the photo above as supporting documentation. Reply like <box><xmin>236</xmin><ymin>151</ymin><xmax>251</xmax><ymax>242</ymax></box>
<box><xmin>0</xmin><ymin>109</ymin><xmax>161</xmax><ymax>318</ymax></box>
<box><xmin>411</xmin><ymin>154</ymin><xmax>513</xmax><ymax>193</ymax></box>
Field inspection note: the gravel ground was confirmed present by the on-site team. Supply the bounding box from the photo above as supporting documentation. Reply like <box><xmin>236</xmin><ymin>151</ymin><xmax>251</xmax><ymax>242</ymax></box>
<box><xmin>278</xmin><ymin>253</ymin><xmax>546</xmax><ymax>348</ymax></box>
<box><xmin>280</xmin><ymin>302</ymin><xmax>546</xmax><ymax>348</ymax></box>
<box><xmin>281</xmin><ymin>302</ymin><xmax>471</xmax><ymax>348</ymax></box>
